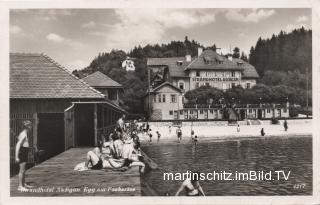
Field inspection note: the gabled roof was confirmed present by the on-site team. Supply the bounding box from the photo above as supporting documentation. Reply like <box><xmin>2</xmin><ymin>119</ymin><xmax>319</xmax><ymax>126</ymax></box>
<box><xmin>147</xmin><ymin>57</ymin><xmax>191</xmax><ymax>78</ymax></box>
<box><xmin>232</xmin><ymin>58</ymin><xmax>260</xmax><ymax>79</ymax></box>
<box><xmin>186</xmin><ymin>50</ymin><xmax>243</xmax><ymax>71</ymax></box>
<box><xmin>10</xmin><ymin>53</ymin><xmax>105</xmax><ymax>99</ymax></box>
<box><xmin>147</xmin><ymin>50</ymin><xmax>259</xmax><ymax>79</ymax></box>
<box><xmin>151</xmin><ymin>81</ymin><xmax>182</xmax><ymax>93</ymax></box>
<box><xmin>82</xmin><ymin>71</ymin><xmax>123</xmax><ymax>88</ymax></box>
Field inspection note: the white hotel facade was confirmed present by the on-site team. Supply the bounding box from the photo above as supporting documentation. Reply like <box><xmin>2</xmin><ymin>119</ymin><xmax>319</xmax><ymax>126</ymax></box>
<box><xmin>144</xmin><ymin>48</ymin><xmax>289</xmax><ymax>121</ymax></box>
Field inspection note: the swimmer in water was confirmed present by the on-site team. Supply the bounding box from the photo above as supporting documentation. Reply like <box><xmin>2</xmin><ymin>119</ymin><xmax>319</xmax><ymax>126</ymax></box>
<box><xmin>175</xmin><ymin>172</ymin><xmax>205</xmax><ymax>196</ymax></box>
<box><xmin>193</xmin><ymin>135</ymin><xmax>198</xmax><ymax>146</ymax></box>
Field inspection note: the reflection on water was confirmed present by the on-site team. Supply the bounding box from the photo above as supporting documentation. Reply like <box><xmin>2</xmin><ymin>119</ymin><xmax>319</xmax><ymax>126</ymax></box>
<box><xmin>142</xmin><ymin>136</ymin><xmax>312</xmax><ymax>196</ymax></box>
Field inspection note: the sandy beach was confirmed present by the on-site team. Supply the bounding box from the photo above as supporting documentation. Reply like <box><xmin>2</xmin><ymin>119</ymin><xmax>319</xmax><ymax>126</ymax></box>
<box><xmin>138</xmin><ymin>119</ymin><xmax>312</xmax><ymax>143</ymax></box>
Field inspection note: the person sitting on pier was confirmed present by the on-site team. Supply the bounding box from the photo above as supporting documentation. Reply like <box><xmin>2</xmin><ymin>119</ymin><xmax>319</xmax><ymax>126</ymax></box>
<box><xmin>110</xmin><ymin>131</ymin><xmax>123</xmax><ymax>159</ymax></box>
<box><xmin>85</xmin><ymin>141</ymin><xmax>104</xmax><ymax>170</ymax></box>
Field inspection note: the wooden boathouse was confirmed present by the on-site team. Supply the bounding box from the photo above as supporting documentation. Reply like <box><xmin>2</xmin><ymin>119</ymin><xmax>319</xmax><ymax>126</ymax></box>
<box><xmin>10</xmin><ymin>53</ymin><xmax>125</xmax><ymax>164</ymax></box>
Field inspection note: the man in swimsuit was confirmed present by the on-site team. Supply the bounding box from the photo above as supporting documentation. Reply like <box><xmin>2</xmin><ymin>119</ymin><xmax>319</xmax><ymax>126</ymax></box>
<box><xmin>15</xmin><ymin>120</ymin><xmax>33</xmax><ymax>191</ymax></box>
<box><xmin>175</xmin><ymin>172</ymin><xmax>205</xmax><ymax>196</ymax></box>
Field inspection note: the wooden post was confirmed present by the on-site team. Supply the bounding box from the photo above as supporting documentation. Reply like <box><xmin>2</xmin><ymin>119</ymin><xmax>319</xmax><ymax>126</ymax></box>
<box><xmin>33</xmin><ymin>113</ymin><xmax>38</xmax><ymax>164</ymax></box>
<box><xmin>32</xmin><ymin>113</ymin><xmax>38</xmax><ymax>149</ymax></box>
<box><xmin>94</xmin><ymin>104</ymin><xmax>98</xmax><ymax>146</ymax></box>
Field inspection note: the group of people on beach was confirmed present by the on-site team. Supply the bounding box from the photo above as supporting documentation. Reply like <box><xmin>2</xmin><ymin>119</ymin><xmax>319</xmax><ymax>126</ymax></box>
<box><xmin>83</xmin><ymin>114</ymin><xmax>146</xmax><ymax>173</ymax></box>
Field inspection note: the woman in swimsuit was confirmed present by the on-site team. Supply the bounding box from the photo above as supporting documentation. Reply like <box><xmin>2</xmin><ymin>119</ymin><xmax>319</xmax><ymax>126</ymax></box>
<box><xmin>85</xmin><ymin>141</ymin><xmax>104</xmax><ymax>170</ymax></box>
<box><xmin>175</xmin><ymin>173</ymin><xmax>205</xmax><ymax>196</ymax></box>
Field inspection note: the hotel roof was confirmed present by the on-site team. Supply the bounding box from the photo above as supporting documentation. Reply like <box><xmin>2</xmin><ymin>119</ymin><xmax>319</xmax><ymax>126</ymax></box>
<box><xmin>82</xmin><ymin>71</ymin><xmax>123</xmax><ymax>88</ymax></box>
<box><xmin>232</xmin><ymin>58</ymin><xmax>260</xmax><ymax>79</ymax></box>
<box><xmin>185</xmin><ymin>50</ymin><xmax>243</xmax><ymax>71</ymax></box>
<box><xmin>147</xmin><ymin>49</ymin><xmax>259</xmax><ymax>79</ymax></box>
<box><xmin>10</xmin><ymin>53</ymin><xmax>105</xmax><ymax>99</ymax></box>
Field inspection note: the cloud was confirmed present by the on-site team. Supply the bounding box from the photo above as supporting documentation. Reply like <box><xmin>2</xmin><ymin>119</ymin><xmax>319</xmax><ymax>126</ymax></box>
<box><xmin>297</xmin><ymin>15</ymin><xmax>308</xmax><ymax>23</ymax></box>
<box><xmin>102</xmin><ymin>9</ymin><xmax>217</xmax><ymax>51</ymax></box>
<box><xmin>238</xmin><ymin>32</ymin><xmax>248</xmax><ymax>38</ymax></box>
<box><xmin>46</xmin><ymin>33</ymin><xmax>84</xmax><ymax>49</ymax></box>
<box><xmin>46</xmin><ymin>33</ymin><xmax>64</xmax><ymax>43</ymax></box>
<box><xmin>65</xmin><ymin>59</ymin><xmax>88</xmax><ymax>71</ymax></box>
<box><xmin>10</xmin><ymin>25</ymin><xmax>22</xmax><ymax>34</ymax></box>
<box><xmin>285</xmin><ymin>24</ymin><xmax>307</xmax><ymax>32</ymax></box>
<box><xmin>225</xmin><ymin>9</ymin><xmax>275</xmax><ymax>23</ymax></box>
<box><xmin>82</xmin><ymin>21</ymin><xmax>96</xmax><ymax>28</ymax></box>
<box><xmin>12</xmin><ymin>9</ymin><xmax>73</xmax><ymax>21</ymax></box>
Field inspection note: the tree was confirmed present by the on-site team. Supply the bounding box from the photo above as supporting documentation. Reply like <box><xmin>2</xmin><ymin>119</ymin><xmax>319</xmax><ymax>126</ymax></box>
<box><xmin>240</xmin><ymin>52</ymin><xmax>248</xmax><ymax>62</ymax></box>
<box><xmin>232</xmin><ymin>47</ymin><xmax>240</xmax><ymax>58</ymax></box>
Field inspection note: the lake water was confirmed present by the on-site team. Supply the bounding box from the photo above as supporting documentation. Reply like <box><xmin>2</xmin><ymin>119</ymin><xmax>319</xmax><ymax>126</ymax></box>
<box><xmin>142</xmin><ymin>136</ymin><xmax>312</xmax><ymax>196</ymax></box>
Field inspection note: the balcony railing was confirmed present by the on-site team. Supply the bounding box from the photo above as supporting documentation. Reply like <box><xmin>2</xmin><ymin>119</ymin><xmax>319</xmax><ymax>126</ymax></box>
<box><xmin>183</xmin><ymin>103</ymin><xmax>287</xmax><ymax>109</ymax></box>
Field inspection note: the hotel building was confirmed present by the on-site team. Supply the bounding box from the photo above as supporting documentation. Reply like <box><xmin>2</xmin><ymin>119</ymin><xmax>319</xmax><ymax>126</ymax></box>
<box><xmin>144</xmin><ymin>48</ymin><xmax>289</xmax><ymax>120</ymax></box>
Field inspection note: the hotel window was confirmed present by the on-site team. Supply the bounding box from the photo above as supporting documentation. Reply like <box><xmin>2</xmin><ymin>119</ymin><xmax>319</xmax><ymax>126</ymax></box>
<box><xmin>246</xmin><ymin>83</ymin><xmax>251</xmax><ymax>89</ymax></box>
<box><xmin>283</xmin><ymin>108</ymin><xmax>287</xmax><ymax>113</ymax></box>
<box><xmin>196</xmin><ymin>71</ymin><xmax>200</xmax><ymax>77</ymax></box>
<box><xmin>190</xmin><ymin>110</ymin><xmax>193</xmax><ymax>114</ymax></box>
<box><xmin>153</xmin><ymin>96</ymin><xmax>156</xmax><ymax>103</ymax></box>
<box><xmin>222</xmin><ymin>83</ymin><xmax>227</xmax><ymax>90</ymax></box>
<box><xmin>171</xmin><ymin>94</ymin><xmax>177</xmax><ymax>103</ymax></box>
<box><xmin>178</xmin><ymin>82</ymin><xmax>185</xmax><ymax>90</ymax></box>
<box><xmin>158</xmin><ymin>94</ymin><xmax>161</xmax><ymax>102</ymax></box>
<box><xmin>180</xmin><ymin>110</ymin><xmax>183</xmax><ymax>115</ymax></box>
<box><xmin>249</xmin><ymin>109</ymin><xmax>252</xmax><ymax>113</ymax></box>
<box><xmin>162</xmin><ymin>94</ymin><xmax>166</xmax><ymax>102</ymax></box>
<box><xmin>200</xmin><ymin>110</ymin><xmax>203</xmax><ymax>114</ymax></box>
<box><xmin>169</xmin><ymin>110</ymin><xmax>173</xmax><ymax>115</ymax></box>
<box><xmin>231</xmin><ymin>71</ymin><xmax>235</xmax><ymax>77</ymax></box>
<box><xmin>205</xmin><ymin>82</ymin><xmax>210</xmax><ymax>86</ymax></box>
<box><xmin>210</xmin><ymin>109</ymin><xmax>213</xmax><ymax>114</ymax></box>
<box><xmin>232</xmin><ymin>83</ymin><xmax>236</xmax><ymax>88</ymax></box>
<box><xmin>267</xmin><ymin>109</ymin><xmax>270</xmax><ymax>113</ymax></box>
<box><xmin>195</xmin><ymin>82</ymin><xmax>200</xmax><ymax>88</ymax></box>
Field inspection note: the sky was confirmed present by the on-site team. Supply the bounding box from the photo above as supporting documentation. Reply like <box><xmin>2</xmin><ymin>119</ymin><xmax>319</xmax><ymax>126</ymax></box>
<box><xmin>10</xmin><ymin>8</ymin><xmax>311</xmax><ymax>72</ymax></box>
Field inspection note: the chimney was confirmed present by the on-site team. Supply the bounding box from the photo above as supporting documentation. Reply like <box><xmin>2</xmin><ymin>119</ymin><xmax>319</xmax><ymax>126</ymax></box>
<box><xmin>198</xmin><ymin>47</ymin><xmax>203</xmax><ymax>56</ymax></box>
<box><xmin>185</xmin><ymin>54</ymin><xmax>191</xmax><ymax>62</ymax></box>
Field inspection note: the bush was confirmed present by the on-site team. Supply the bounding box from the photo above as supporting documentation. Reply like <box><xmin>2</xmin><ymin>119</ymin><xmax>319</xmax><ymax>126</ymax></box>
<box><xmin>289</xmin><ymin>107</ymin><xmax>299</xmax><ymax>117</ymax></box>
<box><xmin>271</xmin><ymin>118</ymin><xmax>279</xmax><ymax>124</ymax></box>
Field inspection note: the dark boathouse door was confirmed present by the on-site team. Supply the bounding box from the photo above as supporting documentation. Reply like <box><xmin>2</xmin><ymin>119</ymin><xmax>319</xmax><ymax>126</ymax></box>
<box><xmin>37</xmin><ymin>113</ymin><xmax>65</xmax><ymax>160</ymax></box>
<box><xmin>74</xmin><ymin>104</ymin><xmax>95</xmax><ymax>147</ymax></box>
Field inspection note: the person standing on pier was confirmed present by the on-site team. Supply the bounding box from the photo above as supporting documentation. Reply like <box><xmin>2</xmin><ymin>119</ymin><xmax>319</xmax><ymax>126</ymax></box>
<box><xmin>15</xmin><ymin>120</ymin><xmax>33</xmax><ymax>191</ymax></box>
<box><xmin>117</xmin><ymin>114</ymin><xmax>126</xmax><ymax>133</ymax></box>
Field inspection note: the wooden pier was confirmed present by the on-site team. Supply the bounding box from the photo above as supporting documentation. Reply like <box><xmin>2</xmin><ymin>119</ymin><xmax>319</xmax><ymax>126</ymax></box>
<box><xmin>10</xmin><ymin>148</ymin><xmax>141</xmax><ymax>196</ymax></box>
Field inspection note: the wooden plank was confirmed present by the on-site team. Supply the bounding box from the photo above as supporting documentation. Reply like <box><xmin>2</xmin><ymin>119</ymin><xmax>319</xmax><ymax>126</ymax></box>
<box><xmin>10</xmin><ymin>148</ymin><xmax>141</xmax><ymax>196</ymax></box>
